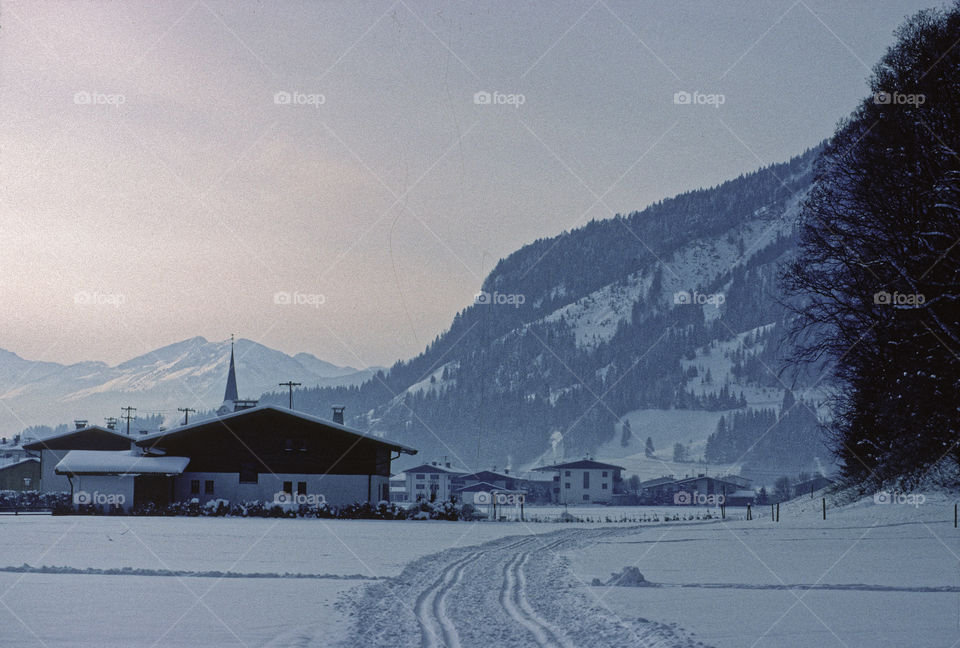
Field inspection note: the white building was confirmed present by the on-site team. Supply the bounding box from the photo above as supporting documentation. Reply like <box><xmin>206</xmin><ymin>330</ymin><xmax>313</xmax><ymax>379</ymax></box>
<box><xmin>533</xmin><ymin>459</ymin><xmax>625</xmax><ymax>504</ymax></box>
<box><xmin>403</xmin><ymin>462</ymin><xmax>464</xmax><ymax>502</ymax></box>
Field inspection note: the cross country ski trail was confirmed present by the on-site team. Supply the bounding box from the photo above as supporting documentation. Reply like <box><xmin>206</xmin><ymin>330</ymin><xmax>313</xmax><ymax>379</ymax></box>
<box><xmin>339</xmin><ymin>526</ymin><xmax>709</xmax><ymax>648</ymax></box>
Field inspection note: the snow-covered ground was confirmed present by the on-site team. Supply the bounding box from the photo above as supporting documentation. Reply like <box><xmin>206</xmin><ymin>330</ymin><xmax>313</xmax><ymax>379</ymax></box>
<box><xmin>1</xmin><ymin>492</ymin><xmax>957</xmax><ymax>646</ymax></box>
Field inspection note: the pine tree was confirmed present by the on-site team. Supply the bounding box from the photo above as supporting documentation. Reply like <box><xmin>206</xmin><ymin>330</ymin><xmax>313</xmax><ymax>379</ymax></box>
<box><xmin>645</xmin><ymin>436</ymin><xmax>655</xmax><ymax>458</ymax></box>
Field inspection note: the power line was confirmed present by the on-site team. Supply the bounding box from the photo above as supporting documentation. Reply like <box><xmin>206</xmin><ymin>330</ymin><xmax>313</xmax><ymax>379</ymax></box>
<box><xmin>120</xmin><ymin>406</ymin><xmax>136</xmax><ymax>436</ymax></box>
<box><xmin>279</xmin><ymin>381</ymin><xmax>302</xmax><ymax>409</ymax></box>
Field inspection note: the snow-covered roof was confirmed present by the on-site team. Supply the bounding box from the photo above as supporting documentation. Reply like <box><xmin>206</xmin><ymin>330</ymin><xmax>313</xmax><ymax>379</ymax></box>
<box><xmin>136</xmin><ymin>404</ymin><xmax>417</xmax><ymax>455</ymax></box>
<box><xmin>55</xmin><ymin>450</ymin><xmax>190</xmax><ymax>476</ymax></box>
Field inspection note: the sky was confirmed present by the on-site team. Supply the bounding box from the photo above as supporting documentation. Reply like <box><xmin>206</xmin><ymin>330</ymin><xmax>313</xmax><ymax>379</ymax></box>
<box><xmin>0</xmin><ymin>0</ymin><xmax>943</xmax><ymax>369</ymax></box>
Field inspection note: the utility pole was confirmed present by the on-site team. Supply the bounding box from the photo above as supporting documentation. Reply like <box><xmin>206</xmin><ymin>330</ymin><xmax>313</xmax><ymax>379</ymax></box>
<box><xmin>279</xmin><ymin>381</ymin><xmax>301</xmax><ymax>409</ymax></box>
<box><xmin>121</xmin><ymin>406</ymin><xmax>136</xmax><ymax>436</ymax></box>
<box><xmin>104</xmin><ymin>417</ymin><xmax>118</xmax><ymax>430</ymax></box>
<box><xmin>178</xmin><ymin>407</ymin><xmax>196</xmax><ymax>425</ymax></box>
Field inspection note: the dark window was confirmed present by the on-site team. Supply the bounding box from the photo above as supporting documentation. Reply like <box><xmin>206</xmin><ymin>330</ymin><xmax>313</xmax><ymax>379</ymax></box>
<box><xmin>415</xmin><ymin>484</ymin><xmax>425</xmax><ymax>490</ymax></box>
<box><xmin>430</xmin><ymin>474</ymin><xmax>439</xmax><ymax>480</ymax></box>
<box><xmin>299</xmin><ymin>439</ymin><xmax>307</xmax><ymax>452</ymax></box>
<box><xmin>239</xmin><ymin>463</ymin><xmax>258</xmax><ymax>484</ymax></box>
<box><xmin>583</xmin><ymin>472</ymin><xmax>590</xmax><ymax>489</ymax></box>
<box><xmin>602</xmin><ymin>483</ymin><xmax>608</xmax><ymax>490</ymax></box>
<box><xmin>297</xmin><ymin>481</ymin><xmax>307</xmax><ymax>495</ymax></box>
<box><xmin>564</xmin><ymin>470</ymin><xmax>571</xmax><ymax>477</ymax></box>
<box><xmin>583</xmin><ymin>494</ymin><xmax>590</xmax><ymax>501</ymax></box>
<box><xmin>190</xmin><ymin>480</ymin><xmax>200</xmax><ymax>495</ymax></box>
<box><xmin>204</xmin><ymin>480</ymin><xmax>214</xmax><ymax>494</ymax></box>
<box><xmin>553</xmin><ymin>487</ymin><xmax>559</xmax><ymax>493</ymax></box>
<box><xmin>602</xmin><ymin>471</ymin><xmax>608</xmax><ymax>477</ymax></box>
<box><xmin>282</xmin><ymin>481</ymin><xmax>293</xmax><ymax>494</ymax></box>
<box><xmin>565</xmin><ymin>483</ymin><xmax>570</xmax><ymax>489</ymax></box>
<box><xmin>416</xmin><ymin>474</ymin><xmax>425</xmax><ymax>480</ymax></box>
<box><xmin>284</xmin><ymin>438</ymin><xmax>293</xmax><ymax>451</ymax></box>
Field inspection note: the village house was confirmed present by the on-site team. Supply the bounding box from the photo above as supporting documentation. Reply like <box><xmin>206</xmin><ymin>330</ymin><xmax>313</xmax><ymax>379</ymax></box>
<box><xmin>0</xmin><ymin>458</ymin><xmax>40</xmax><ymax>491</ymax></box>
<box><xmin>403</xmin><ymin>461</ymin><xmax>464</xmax><ymax>502</ymax></box>
<box><xmin>22</xmin><ymin>423</ymin><xmax>133</xmax><ymax>493</ymax></box>
<box><xmin>533</xmin><ymin>459</ymin><xmax>625</xmax><ymax>504</ymax></box>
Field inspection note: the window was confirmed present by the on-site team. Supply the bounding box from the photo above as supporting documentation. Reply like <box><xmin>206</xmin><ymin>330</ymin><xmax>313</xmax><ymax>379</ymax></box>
<box><xmin>602</xmin><ymin>471</ymin><xmax>608</xmax><ymax>477</ymax></box>
<box><xmin>430</xmin><ymin>474</ymin><xmax>439</xmax><ymax>480</ymax></box>
<box><xmin>416</xmin><ymin>474</ymin><xmax>425</xmax><ymax>480</ymax></box>
<box><xmin>297</xmin><ymin>481</ymin><xmax>307</xmax><ymax>495</ymax></box>
<box><xmin>282</xmin><ymin>481</ymin><xmax>293</xmax><ymax>494</ymax></box>
<box><xmin>190</xmin><ymin>480</ymin><xmax>200</xmax><ymax>495</ymax></box>
<box><xmin>284</xmin><ymin>438</ymin><xmax>293</xmax><ymax>451</ymax></box>
<box><xmin>564</xmin><ymin>470</ymin><xmax>571</xmax><ymax>477</ymax></box>
<box><xmin>553</xmin><ymin>487</ymin><xmax>559</xmax><ymax>493</ymax></box>
<box><xmin>565</xmin><ymin>483</ymin><xmax>570</xmax><ymax>489</ymax></box>
<box><xmin>583</xmin><ymin>472</ymin><xmax>590</xmax><ymax>489</ymax></box>
<box><xmin>582</xmin><ymin>494</ymin><xmax>590</xmax><ymax>501</ymax></box>
<box><xmin>415</xmin><ymin>484</ymin><xmax>425</xmax><ymax>490</ymax></box>
<box><xmin>602</xmin><ymin>483</ymin><xmax>608</xmax><ymax>490</ymax></box>
<box><xmin>204</xmin><ymin>480</ymin><xmax>214</xmax><ymax>494</ymax></box>
<box><xmin>239</xmin><ymin>463</ymin><xmax>258</xmax><ymax>484</ymax></box>
<box><xmin>299</xmin><ymin>439</ymin><xmax>307</xmax><ymax>452</ymax></box>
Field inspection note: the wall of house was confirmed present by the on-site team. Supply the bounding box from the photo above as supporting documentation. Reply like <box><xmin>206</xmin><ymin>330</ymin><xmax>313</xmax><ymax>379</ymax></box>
<box><xmin>0</xmin><ymin>461</ymin><xmax>40</xmax><ymax>491</ymax></box>
<box><xmin>405</xmin><ymin>472</ymin><xmax>455</xmax><ymax>502</ymax></box>
<box><xmin>554</xmin><ymin>468</ymin><xmax>618</xmax><ymax>504</ymax></box>
<box><xmin>38</xmin><ymin>449</ymin><xmax>72</xmax><ymax>493</ymax></box>
<box><xmin>70</xmin><ymin>474</ymin><xmax>135</xmax><ymax>512</ymax></box>
<box><xmin>171</xmin><ymin>471</ymin><xmax>389</xmax><ymax>507</ymax></box>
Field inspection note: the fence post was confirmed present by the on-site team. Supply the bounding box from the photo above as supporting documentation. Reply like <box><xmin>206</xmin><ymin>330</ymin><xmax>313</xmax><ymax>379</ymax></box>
<box><xmin>746</xmin><ymin>503</ymin><xmax>752</xmax><ymax>520</ymax></box>
<box><xmin>822</xmin><ymin>497</ymin><xmax>826</xmax><ymax>520</ymax></box>
<box><xmin>776</xmin><ymin>502</ymin><xmax>780</xmax><ymax>522</ymax></box>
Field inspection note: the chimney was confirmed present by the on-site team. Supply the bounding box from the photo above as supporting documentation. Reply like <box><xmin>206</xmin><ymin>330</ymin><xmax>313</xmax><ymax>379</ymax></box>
<box><xmin>332</xmin><ymin>406</ymin><xmax>345</xmax><ymax>425</ymax></box>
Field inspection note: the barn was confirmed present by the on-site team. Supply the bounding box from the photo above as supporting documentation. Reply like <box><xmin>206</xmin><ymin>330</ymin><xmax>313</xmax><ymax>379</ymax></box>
<box><xmin>48</xmin><ymin>341</ymin><xmax>417</xmax><ymax>511</ymax></box>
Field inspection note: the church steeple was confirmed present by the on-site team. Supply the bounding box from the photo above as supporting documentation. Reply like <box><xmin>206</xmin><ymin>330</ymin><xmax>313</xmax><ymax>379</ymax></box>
<box><xmin>223</xmin><ymin>335</ymin><xmax>238</xmax><ymax>403</ymax></box>
<box><xmin>217</xmin><ymin>335</ymin><xmax>239</xmax><ymax>416</ymax></box>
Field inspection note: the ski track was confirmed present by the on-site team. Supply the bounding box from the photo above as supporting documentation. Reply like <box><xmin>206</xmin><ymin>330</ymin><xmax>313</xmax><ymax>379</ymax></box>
<box><xmin>500</xmin><ymin>541</ymin><xmax>575</xmax><ymax>648</ymax></box>
<box><xmin>342</xmin><ymin>526</ymin><xmax>702</xmax><ymax>648</ymax></box>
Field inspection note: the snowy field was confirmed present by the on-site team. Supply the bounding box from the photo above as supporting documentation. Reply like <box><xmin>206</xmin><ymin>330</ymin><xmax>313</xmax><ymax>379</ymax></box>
<box><xmin>1</xmin><ymin>494</ymin><xmax>957</xmax><ymax>647</ymax></box>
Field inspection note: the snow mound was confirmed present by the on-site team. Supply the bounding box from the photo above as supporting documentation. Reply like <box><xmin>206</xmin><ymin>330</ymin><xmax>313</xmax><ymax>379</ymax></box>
<box><xmin>592</xmin><ymin>566</ymin><xmax>659</xmax><ymax>587</ymax></box>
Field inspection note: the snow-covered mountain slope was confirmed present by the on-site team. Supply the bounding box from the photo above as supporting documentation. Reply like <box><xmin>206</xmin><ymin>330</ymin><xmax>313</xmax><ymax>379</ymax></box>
<box><xmin>0</xmin><ymin>338</ymin><xmax>377</xmax><ymax>434</ymax></box>
<box><xmin>325</xmin><ymin>147</ymin><xmax>832</xmax><ymax>480</ymax></box>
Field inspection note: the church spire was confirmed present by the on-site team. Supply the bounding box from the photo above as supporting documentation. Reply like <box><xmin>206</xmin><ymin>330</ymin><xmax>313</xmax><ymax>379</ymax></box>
<box><xmin>223</xmin><ymin>334</ymin><xmax>239</xmax><ymax>403</ymax></box>
<box><xmin>217</xmin><ymin>335</ymin><xmax>239</xmax><ymax>416</ymax></box>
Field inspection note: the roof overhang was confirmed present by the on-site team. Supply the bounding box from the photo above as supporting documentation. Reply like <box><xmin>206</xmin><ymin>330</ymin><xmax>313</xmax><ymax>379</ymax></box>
<box><xmin>55</xmin><ymin>450</ymin><xmax>190</xmax><ymax>476</ymax></box>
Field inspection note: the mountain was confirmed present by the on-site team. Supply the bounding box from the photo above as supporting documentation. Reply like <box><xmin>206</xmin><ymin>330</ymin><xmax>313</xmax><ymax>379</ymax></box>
<box><xmin>0</xmin><ymin>337</ymin><xmax>378</xmax><ymax>436</ymax></box>
<box><xmin>274</xmin><ymin>146</ymin><xmax>834</xmax><ymax>484</ymax></box>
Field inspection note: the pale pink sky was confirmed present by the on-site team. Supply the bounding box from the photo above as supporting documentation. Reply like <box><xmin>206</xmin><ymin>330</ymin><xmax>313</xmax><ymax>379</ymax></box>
<box><xmin>0</xmin><ymin>0</ymin><xmax>939</xmax><ymax>368</ymax></box>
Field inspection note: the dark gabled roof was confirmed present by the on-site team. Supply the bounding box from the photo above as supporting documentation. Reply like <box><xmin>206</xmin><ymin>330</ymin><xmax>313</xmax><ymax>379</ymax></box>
<box><xmin>674</xmin><ymin>474</ymin><xmax>750</xmax><ymax>487</ymax></box>
<box><xmin>22</xmin><ymin>426</ymin><xmax>132</xmax><ymax>451</ymax></box>
<box><xmin>639</xmin><ymin>476</ymin><xmax>676</xmax><ymax>488</ymax></box>
<box><xmin>533</xmin><ymin>459</ymin><xmax>625</xmax><ymax>472</ymax></box>
<box><xmin>0</xmin><ymin>458</ymin><xmax>39</xmax><ymax>471</ymax></box>
<box><xmin>405</xmin><ymin>463</ymin><xmax>464</xmax><ymax>474</ymax></box>
<box><xmin>135</xmin><ymin>404</ymin><xmax>416</xmax><ymax>455</ymax></box>
<box><xmin>457</xmin><ymin>470</ymin><xmax>513</xmax><ymax>482</ymax></box>
<box><xmin>456</xmin><ymin>481</ymin><xmax>526</xmax><ymax>493</ymax></box>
